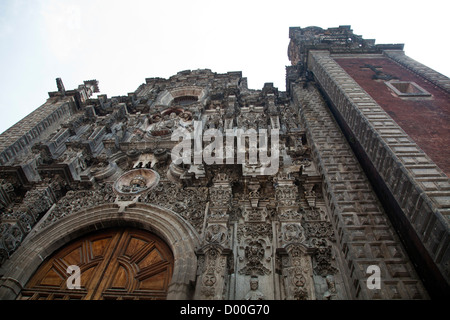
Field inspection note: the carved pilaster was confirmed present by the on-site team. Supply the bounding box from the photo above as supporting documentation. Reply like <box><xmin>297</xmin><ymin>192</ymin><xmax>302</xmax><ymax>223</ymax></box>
<box><xmin>194</xmin><ymin>245</ymin><xmax>232</xmax><ymax>300</ymax></box>
<box><xmin>194</xmin><ymin>171</ymin><xmax>234</xmax><ymax>299</ymax></box>
<box><xmin>277</xmin><ymin>244</ymin><xmax>315</xmax><ymax>300</ymax></box>
<box><xmin>274</xmin><ymin>171</ymin><xmax>299</xmax><ymax>218</ymax></box>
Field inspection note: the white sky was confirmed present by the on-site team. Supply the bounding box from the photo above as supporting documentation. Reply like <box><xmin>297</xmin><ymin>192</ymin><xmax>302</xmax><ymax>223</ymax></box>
<box><xmin>0</xmin><ymin>0</ymin><xmax>449</xmax><ymax>134</ymax></box>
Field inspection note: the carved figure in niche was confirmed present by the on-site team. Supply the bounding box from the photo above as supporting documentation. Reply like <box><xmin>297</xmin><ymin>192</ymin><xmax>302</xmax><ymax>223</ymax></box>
<box><xmin>207</xmin><ymin>113</ymin><xmax>223</xmax><ymax>130</ymax></box>
<box><xmin>201</xmin><ymin>269</ymin><xmax>217</xmax><ymax>298</ymax></box>
<box><xmin>180</xmin><ymin>111</ymin><xmax>192</xmax><ymax>122</ymax></box>
<box><xmin>282</xmin><ymin>223</ymin><xmax>306</xmax><ymax>243</ymax></box>
<box><xmin>203</xmin><ymin>270</ymin><xmax>217</xmax><ymax>287</ymax></box>
<box><xmin>166</xmin><ymin>112</ymin><xmax>178</xmax><ymax>128</ymax></box>
<box><xmin>224</xmin><ymin>105</ymin><xmax>235</xmax><ymax>118</ymax></box>
<box><xmin>323</xmin><ymin>275</ymin><xmax>337</xmax><ymax>300</ymax></box>
<box><xmin>239</xmin><ymin>240</ymin><xmax>270</xmax><ymax>276</ymax></box>
<box><xmin>121</xmin><ymin>175</ymin><xmax>147</xmax><ymax>193</ymax></box>
<box><xmin>244</xmin><ymin>276</ymin><xmax>265</xmax><ymax>300</ymax></box>
<box><xmin>205</xmin><ymin>224</ymin><xmax>227</xmax><ymax>244</ymax></box>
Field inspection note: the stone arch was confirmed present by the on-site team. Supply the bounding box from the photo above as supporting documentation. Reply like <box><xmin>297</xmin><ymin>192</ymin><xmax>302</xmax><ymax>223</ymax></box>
<box><xmin>0</xmin><ymin>203</ymin><xmax>200</xmax><ymax>300</ymax></box>
<box><xmin>156</xmin><ymin>86</ymin><xmax>207</xmax><ymax>106</ymax></box>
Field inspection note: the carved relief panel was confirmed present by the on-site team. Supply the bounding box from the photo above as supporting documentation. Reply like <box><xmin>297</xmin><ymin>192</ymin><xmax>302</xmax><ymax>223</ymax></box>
<box><xmin>278</xmin><ymin>244</ymin><xmax>315</xmax><ymax>300</ymax></box>
<box><xmin>195</xmin><ymin>246</ymin><xmax>232</xmax><ymax>300</ymax></box>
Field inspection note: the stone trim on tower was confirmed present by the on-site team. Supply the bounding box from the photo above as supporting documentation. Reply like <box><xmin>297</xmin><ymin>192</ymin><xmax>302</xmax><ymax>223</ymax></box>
<box><xmin>291</xmin><ymin>82</ymin><xmax>428</xmax><ymax>299</ymax></box>
<box><xmin>383</xmin><ymin>50</ymin><xmax>450</xmax><ymax>94</ymax></box>
<box><xmin>307</xmin><ymin>50</ymin><xmax>449</xmax><ymax>297</ymax></box>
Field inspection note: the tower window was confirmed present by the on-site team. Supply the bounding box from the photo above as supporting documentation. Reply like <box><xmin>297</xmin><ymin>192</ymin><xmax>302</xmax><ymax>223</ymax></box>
<box><xmin>385</xmin><ymin>81</ymin><xmax>431</xmax><ymax>97</ymax></box>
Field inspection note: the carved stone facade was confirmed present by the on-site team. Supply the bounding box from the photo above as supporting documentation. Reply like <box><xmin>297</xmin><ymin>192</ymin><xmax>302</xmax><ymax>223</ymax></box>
<box><xmin>0</xmin><ymin>26</ymin><xmax>448</xmax><ymax>300</ymax></box>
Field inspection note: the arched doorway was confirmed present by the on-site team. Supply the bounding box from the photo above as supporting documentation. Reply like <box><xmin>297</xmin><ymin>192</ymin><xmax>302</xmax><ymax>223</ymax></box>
<box><xmin>18</xmin><ymin>227</ymin><xmax>174</xmax><ymax>300</ymax></box>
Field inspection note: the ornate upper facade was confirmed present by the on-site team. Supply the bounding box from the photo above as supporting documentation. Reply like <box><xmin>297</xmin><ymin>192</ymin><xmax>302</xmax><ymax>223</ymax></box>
<box><xmin>0</xmin><ymin>26</ymin><xmax>448</xmax><ymax>300</ymax></box>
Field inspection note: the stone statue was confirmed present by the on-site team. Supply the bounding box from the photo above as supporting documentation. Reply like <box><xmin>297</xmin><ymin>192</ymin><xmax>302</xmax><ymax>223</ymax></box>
<box><xmin>323</xmin><ymin>275</ymin><xmax>337</xmax><ymax>300</ymax></box>
<box><xmin>244</xmin><ymin>276</ymin><xmax>265</xmax><ymax>300</ymax></box>
<box><xmin>205</xmin><ymin>224</ymin><xmax>227</xmax><ymax>244</ymax></box>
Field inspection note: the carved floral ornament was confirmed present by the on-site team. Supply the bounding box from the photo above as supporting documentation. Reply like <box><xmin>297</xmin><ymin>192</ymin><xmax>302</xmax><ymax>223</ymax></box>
<box><xmin>140</xmin><ymin>182</ymin><xmax>208</xmax><ymax>233</ymax></box>
<box><xmin>237</xmin><ymin>222</ymin><xmax>273</xmax><ymax>242</ymax></box>
<box><xmin>208</xmin><ymin>186</ymin><xmax>232</xmax><ymax>207</ymax></box>
<box><xmin>27</xmin><ymin>172</ymin><xmax>210</xmax><ymax>251</ymax></box>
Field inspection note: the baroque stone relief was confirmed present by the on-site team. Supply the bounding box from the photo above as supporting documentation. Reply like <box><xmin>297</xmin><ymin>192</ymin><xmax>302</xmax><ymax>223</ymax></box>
<box><xmin>113</xmin><ymin>168</ymin><xmax>160</xmax><ymax>196</ymax></box>
<box><xmin>0</xmin><ymin>177</ymin><xmax>66</xmax><ymax>266</ymax></box>
<box><xmin>38</xmin><ymin>183</ymin><xmax>116</xmax><ymax>230</ymax></box>
<box><xmin>139</xmin><ymin>181</ymin><xmax>208</xmax><ymax>234</ymax></box>
<box><xmin>0</xmin><ymin>70</ymin><xmax>352</xmax><ymax>300</ymax></box>
<box><xmin>277</xmin><ymin>243</ymin><xmax>316</xmax><ymax>300</ymax></box>
<box><xmin>205</xmin><ymin>224</ymin><xmax>229</xmax><ymax>246</ymax></box>
<box><xmin>195</xmin><ymin>245</ymin><xmax>232</xmax><ymax>300</ymax></box>
<box><xmin>239</xmin><ymin>239</ymin><xmax>271</xmax><ymax>276</ymax></box>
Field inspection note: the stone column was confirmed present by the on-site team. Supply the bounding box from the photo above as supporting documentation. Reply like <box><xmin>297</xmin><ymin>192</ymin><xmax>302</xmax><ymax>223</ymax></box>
<box><xmin>277</xmin><ymin>243</ymin><xmax>315</xmax><ymax>300</ymax></box>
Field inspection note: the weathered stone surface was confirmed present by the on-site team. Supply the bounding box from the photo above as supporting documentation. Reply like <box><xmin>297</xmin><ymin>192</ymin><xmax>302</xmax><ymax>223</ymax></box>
<box><xmin>0</xmin><ymin>26</ymin><xmax>448</xmax><ymax>300</ymax></box>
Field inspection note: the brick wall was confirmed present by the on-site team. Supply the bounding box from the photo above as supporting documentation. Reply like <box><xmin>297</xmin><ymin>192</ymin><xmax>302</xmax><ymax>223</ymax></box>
<box><xmin>335</xmin><ymin>55</ymin><xmax>450</xmax><ymax>176</ymax></box>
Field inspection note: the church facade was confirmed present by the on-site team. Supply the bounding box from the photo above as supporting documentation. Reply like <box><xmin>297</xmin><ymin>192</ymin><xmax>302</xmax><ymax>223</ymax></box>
<box><xmin>0</xmin><ymin>25</ymin><xmax>448</xmax><ymax>300</ymax></box>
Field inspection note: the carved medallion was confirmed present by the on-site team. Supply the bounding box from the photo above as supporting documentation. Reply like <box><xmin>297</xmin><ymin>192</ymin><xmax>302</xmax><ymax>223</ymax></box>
<box><xmin>113</xmin><ymin>168</ymin><xmax>160</xmax><ymax>196</ymax></box>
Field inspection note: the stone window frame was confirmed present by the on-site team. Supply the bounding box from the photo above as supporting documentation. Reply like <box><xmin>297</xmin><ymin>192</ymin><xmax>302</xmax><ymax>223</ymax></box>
<box><xmin>385</xmin><ymin>80</ymin><xmax>432</xmax><ymax>97</ymax></box>
<box><xmin>172</xmin><ymin>95</ymin><xmax>199</xmax><ymax>106</ymax></box>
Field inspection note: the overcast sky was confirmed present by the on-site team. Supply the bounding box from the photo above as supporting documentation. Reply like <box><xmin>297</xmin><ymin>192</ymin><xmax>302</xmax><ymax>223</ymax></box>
<box><xmin>0</xmin><ymin>0</ymin><xmax>449</xmax><ymax>134</ymax></box>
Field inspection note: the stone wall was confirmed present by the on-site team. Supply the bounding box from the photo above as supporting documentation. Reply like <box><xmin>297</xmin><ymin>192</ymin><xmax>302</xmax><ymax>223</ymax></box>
<box><xmin>291</xmin><ymin>82</ymin><xmax>428</xmax><ymax>299</ymax></box>
<box><xmin>0</xmin><ymin>98</ymin><xmax>77</xmax><ymax>167</ymax></box>
<box><xmin>0</xmin><ymin>24</ymin><xmax>447</xmax><ymax>299</ymax></box>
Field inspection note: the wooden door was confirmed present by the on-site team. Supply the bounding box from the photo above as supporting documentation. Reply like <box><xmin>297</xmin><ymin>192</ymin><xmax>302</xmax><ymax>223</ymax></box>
<box><xmin>19</xmin><ymin>228</ymin><xmax>174</xmax><ymax>300</ymax></box>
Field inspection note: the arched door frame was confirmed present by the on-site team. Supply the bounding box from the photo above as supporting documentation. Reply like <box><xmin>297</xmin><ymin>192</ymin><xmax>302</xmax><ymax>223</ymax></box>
<box><xmin>0</xmin><ymin>203</ymin><xmax>200</xmax><ymax>300</ymax></box>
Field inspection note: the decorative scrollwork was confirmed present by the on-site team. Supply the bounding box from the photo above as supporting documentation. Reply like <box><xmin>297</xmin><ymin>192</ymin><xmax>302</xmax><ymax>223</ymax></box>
<box><xmin>239</xmin><ymin>240</ymin><xmax>271</xmax><ymax>276</ymax></box>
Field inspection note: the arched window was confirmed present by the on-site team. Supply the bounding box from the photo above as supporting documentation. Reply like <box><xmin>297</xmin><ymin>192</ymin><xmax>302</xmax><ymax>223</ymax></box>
<box><xmin>172</xmin><ymin>95</ymin><xmax>198</xmax><ymax>106</ymax></box>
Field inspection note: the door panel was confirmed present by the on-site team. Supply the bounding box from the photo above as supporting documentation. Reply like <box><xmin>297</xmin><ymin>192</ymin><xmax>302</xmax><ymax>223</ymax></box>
<box><xmin>19</xmin><ymin>228</ymin><xmax>173</xmax><ymax>300</ymax></box>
